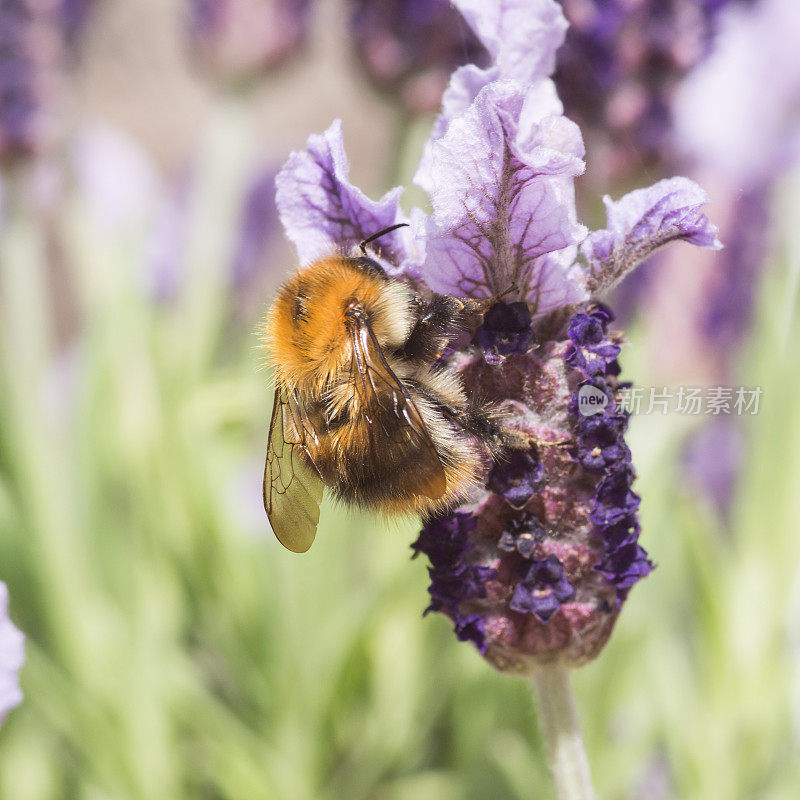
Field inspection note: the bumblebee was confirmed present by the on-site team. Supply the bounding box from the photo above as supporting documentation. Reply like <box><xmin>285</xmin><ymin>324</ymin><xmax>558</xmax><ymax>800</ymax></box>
<box><xmin>261</xmin><ymin>224</ymin><xmax>509</xmax><ymax>552</ymax></box>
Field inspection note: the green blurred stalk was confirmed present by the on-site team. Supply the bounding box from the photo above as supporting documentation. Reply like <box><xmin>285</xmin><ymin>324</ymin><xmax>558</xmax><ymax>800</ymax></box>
<box><xmin>0</xmin><ymin>168</ymin><xmax>93</xmax><ymax>665</ymax></box>
<box><xmin>532</xmin><ymin>664</ymin><xmax>596</xmax><ymax>800</ymax></box>
<box><xmin>175</xmin><ymin>94</ymin><xmax>258</xmax><ymax>382</ymax></box>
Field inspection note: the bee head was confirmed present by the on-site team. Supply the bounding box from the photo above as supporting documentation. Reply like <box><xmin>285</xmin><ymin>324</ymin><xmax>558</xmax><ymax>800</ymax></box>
<box><xmin>263</xmin><ymin>256</ymin><xmax>414</xmax><ymax>389</ymax></box>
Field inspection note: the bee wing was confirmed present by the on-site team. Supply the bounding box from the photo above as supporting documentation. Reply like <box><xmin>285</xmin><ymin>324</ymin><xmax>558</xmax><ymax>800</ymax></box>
<box><xmin>348</xmin><ymin>312</ymin><xmax>447</xmax><ymax>500</ymax></box>
<box><xmin>263</xmin><ymin>387</ymin><xmax>325</xmax><ymax>553</ymax></box>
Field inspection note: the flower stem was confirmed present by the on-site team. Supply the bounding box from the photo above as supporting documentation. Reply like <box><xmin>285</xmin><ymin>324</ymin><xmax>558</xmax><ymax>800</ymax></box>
<box><xmin>532</xmin><ymin>663</ymin><xmax>596</xmax><ymax>800</ymax></box>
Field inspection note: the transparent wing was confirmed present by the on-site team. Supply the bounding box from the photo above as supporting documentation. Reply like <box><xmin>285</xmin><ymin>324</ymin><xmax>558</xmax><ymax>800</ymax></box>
<box><xmin>263</xmin><ymin>387</ymin><xmax>325</xmax><ymax>553</ymax></box>
<box><xmin>348</xmin><ymin>309</ymin><xmax>447</xmax><ymax>500</ymax></box>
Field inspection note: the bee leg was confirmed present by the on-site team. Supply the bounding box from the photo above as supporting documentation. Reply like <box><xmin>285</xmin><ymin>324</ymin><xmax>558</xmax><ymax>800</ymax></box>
<box><xmin>443</xmin><ymin>399</ymin><xmax>573</xmax><ymax>456</ymax></box>
<box><xmin>436</xmin><ymin>398</ymin><xmax>519</xmax><ymax>456</ymax></box>
<box><xmin>402</xmin><ymin>295</ymin><xmax>468</xmax><ymax>361</ymax></box>
<box><xmin>403</xmin><ymin>287</ymin><xmax>523</xmax><ymax>362</ymax></box>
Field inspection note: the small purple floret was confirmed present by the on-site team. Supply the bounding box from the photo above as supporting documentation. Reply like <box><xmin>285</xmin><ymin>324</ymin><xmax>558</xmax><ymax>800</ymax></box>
<box><xmin>590</xmin><ymin>466</ymin><xmax>641</xmax><ymax>527</ymax></box>
<box><xmin>412</xmin><ymin>513</ymin><xmax>495</xmax><ymax>652</ymax></box>
<box><xmin>474</xmin><ymin>301</ymin><xmax>533</xmax><ymax>359</ymax></box>
<box><xmin>487</xmin><ymin>450</ymin><xmax>546</xmax><ymax>510</ymax></box>
<box><xmin>498</xmin><ymin>513</ymin><xmax>546</xmax><ymax>558</ymax></box>
<box><xmin>596</xmin><ymin>543</ymin><xmax>654</xmax><ymax>604</ymax></box>
<box><xmin>565</xmin><ymin>310</ymin><xmax>622</xmax><ymax>376</ymax></box>
<box><xmin>510</xmin><ymin>555</ymin><xmax>576</xmax><ymax>622</ymax></box>
<box><xmin>576</xmin><ymin>415</ymin><xmax>629</xmax><ymax>472</ymax></box>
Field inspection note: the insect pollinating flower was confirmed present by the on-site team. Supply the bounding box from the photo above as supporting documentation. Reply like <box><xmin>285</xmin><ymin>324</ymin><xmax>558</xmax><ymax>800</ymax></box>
<box><xmin>262</xmin><ymin>0</ymin><xmax>720</xmax><ymax>669</ymax></box>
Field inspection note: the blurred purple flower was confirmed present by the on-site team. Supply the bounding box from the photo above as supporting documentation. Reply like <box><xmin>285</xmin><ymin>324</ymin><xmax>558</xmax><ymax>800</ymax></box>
<box><xmin>682</xmin><ymin>416</ymin><xmax>744</xmax><ymax>519</ymax></box>
<box><xmin>71</xmin><ymin>124</ymin><xmax>161</xmax><ymax>233</ymax></box>
<box><xmin>670</xmin><ymin>0</ymin><xmax>800</xmax><ymax>376</ymax></box>
<box><xmin>0</xmin><ymin>0</ymin><xmax>58</xmax><ymax>160</ymax></box>
<box><xmin>146</xmin><ymin>168</ymin><xmax>194</xmax><ymax>302</ymax></box>
<box><xmin>60</xmin><ymin>0</ymin><xmax>99</xmax><ymax>48</ymax></box>
<box><xmin>0</xmin><ymin>583</ymin><xmax>24</xmax><ymax>725</ymax></box>
<box><xmin>642</xmin><ymin>0</ymin><xmax>800</xmax><ymax>516</ymax></box>
<box><xmin>275</xmin><ymin>0</ymin><xmax>719</xmax><ymax>670</ymax></box>
<box><xmin>186</xmin><ymin>0</ymin><xmax>312</xmax><ymax>84</ymax></box>
<box><xmin>700</xmin><ymin>185</ymin><xmax>769</xmax><ymax>373</ymax></box>
<box><xmin>231</xmin><ymin>164</ymin><xmax>280</xmax><ymax>289</ymax></box>
<box><xmin>347</xmin><ymin>0</ymin><xmax>488</xmax><ymax>114</ymax></box>
<box><xmin>675</xmin><ymin>0</ymin><xmax>800</xmax><ymax>189</ymax></box>
<box><xmin>553</xmin><ymin>0</ymin><xmax>748</xmax><ymax>181</ymax></box>
<box><xmin>0</xmin><ymin>0</ymin><xmax>96</xmax><ymax>160</ymax></box>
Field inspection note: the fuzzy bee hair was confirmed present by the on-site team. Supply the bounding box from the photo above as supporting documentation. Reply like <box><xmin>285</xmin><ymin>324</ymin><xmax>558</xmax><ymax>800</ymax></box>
<box><xmin>261</xmin><ymin>252</ymin><xmax>508</xmax><ymax>552</ymax></box>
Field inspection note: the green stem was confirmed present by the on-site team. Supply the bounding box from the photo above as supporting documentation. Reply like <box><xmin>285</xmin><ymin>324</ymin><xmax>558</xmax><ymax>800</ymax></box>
<box><xmin>532</xmin><ymin>663</ymin><xmax>596</xmax><ymax>800</ymax></box>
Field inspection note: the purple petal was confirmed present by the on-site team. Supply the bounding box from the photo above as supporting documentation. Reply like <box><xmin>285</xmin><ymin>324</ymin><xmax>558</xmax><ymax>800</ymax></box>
<box><xmin>453</xmin><ymin>0</ymin><xmax>568</xmax><ymax>83</ymax></box>
<box><xmin>275</xmin><ymin>119</ymin><xmax>411</xmax><ymax>269</ymax></box>
<box><xmin>529</xmin><ymin>245</ymin><xmax>589</xmax><ymax>313</ymax></box>
<box><xmin>597</xmin><ymin>543</ymin><xmax>654</xmax><ymax>596</ymax></box>
<box><xmin>415</xmin><ymin>64</ymin><xmax>498</xmax><ymax>194</ymax></box>
<box><xmin>510</xmin><ymin>555</ymin><xmax>575</xmax><ymax>622</ymax></box>
<box><xmin>416</xmin><ymin>0</ymin><xmax>567</xmax><ymax>194</ymax></box>
<box><xmin>420</xmin><ymin>81</ymin><xmax>586</xmax><ymax>313</ymax></box>
<box><xmin>416</xmin><ymin>72</ymin><xmax>563</xmax><ymax>195</ymax></box>
<box><xmin>488</xmin><ymin>449</ymin><xmax>546</xmax><ymax>509</ymax></box>
<box><xmin>582</xmin><ymin>177</ymin><xmax>722</xmax><ymax>294</ymax></box>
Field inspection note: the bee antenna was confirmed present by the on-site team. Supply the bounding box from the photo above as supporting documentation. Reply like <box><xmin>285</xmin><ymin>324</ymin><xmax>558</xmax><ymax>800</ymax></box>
<box><xmin>495</xmin><ymin>283</ymin><xmax>519</xmax><ymax>301</ymax></box>
<box><xmin>359</xmin><ymin>223</ymin><xmax>409</xmax><ymax>257</ymax></box>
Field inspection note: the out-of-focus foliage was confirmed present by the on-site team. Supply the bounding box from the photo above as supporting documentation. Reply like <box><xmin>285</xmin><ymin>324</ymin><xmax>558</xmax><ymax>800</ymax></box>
<box><xmin>0</xmin><ymin>1</ymin><xmax>799</xmax><ymax>799</ymax></box>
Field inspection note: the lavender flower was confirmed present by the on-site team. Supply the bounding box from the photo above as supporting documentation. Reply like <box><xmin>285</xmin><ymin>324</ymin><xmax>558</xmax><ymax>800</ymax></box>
<box><xmin>186</xmin><ymin>0</ymin><xmax>312</xmax><ymax>84</ymax></box>
<box><xmin>0</xmin><ymin>0</ymin><xmax>60</xmax><ymax>160</ymax></box>
<box><xmin>646</xmin><ymin>0</ymin><xmax>800</xmax><ymax>515</ymax></box>
<box><xmin>682</xmin><ymin>416</ymin><xmax>744</xmax><ymax>519</ymax></box>
<box><xmin>347</xmin><ymin>0</ymin><xmax>488</xmax><ymax>113</ymax></box>
<box><xmin>0</xmin><ymin>583</ymin><xmax>24</xmax><ymax>725</ymax></box>
<box><xmin>231</xmin><ymin>164</ymin><xmax>280</xmax><ymax>290</ymax></box>
<box><xmin>674</xmin><ymin>0</ymin><xmax>800</xmax><ymax>190</ymax></box>
<box><xmin>60</xmin><ymin>0</ymin><xmax>99</xmax><ymax>49</ymax></box>
<box><xmin>553</xmin><ymin>0</ymin><xmax>746</xmax><ymax>182</ymax></box>
<box><xmin>275</xmin><ymin>0</ymin><xmax>719</xmax><ymax>670</ymax></box>
<box><xmin>672</xmin><ymin>0</ymin><xmax>800</xmax><ymax>375</ymax></box>
<box><xmin>0</xmin><ymin>0</ymin><xmax>94</xmax><ymax>161</ymax></box>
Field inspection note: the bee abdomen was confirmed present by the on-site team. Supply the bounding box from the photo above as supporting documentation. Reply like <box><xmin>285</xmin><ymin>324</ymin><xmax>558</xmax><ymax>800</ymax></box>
<box><xmin>307</xmin><ymin>408</ymin><xmax>481</xmax><ymax>515</ymax></box>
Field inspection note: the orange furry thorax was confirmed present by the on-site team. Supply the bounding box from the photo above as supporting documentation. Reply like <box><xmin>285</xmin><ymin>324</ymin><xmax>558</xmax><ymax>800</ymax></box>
<box><xmin>263</xmin><ymin>256</ymin><xmax>413</xmax><ymax>392</ymax></box>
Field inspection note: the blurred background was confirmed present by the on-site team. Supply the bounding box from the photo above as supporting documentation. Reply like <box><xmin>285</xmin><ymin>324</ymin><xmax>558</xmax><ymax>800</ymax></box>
<box><xmin>0</xmin><ymin>0</ymin><xmax>799</xmax><ymax>798</ymax></box>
